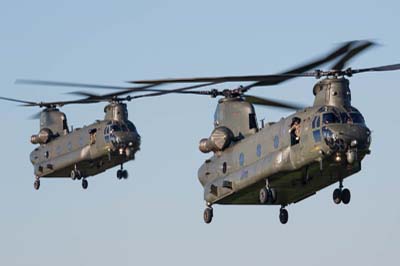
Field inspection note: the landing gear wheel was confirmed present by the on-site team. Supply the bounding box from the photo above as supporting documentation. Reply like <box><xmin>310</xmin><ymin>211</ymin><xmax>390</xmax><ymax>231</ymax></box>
<box><xmin>122</xmin><ymin>170</ymin><xmax>128</xmax><ymax>179</ymax></box>
<box><xmin>333</xmin><ymin>188</ymin><xmax>342</xmax><ymax>204</ymax></box>
<box><xmin>269</xmin><ymin>188</ymin><xmax>277</xmax><ymax>203</ymax></box>
<box><xmin>117</xmin><ymin>170</ymin><xmax>122</xmax><ymax>180</ymax></box>
<box><xmin>34</xmin><ymin>180</ymin><xmax>40</xmax><ymax>190</ymax></box>
<box><xmin>82</xmin><ymin>179</ymin><xmax>88</xmax><ymax>190</ymax></box>
<box><xmin>71</xmin><ymin>169</ymin><xmax>82</xmax><ymax>180</ymax></box>
<box><xmin>341</xmin><ymin>188</ymin><xmax>351</xmax><ymax>204</ymax></box>
<box><xmin>203</xmin><ymin>207</ymin><xmax>213</xmax><ymax>224</ymax></box>
<box><xmin>279</xmin><ymin>208</ymin><xmax>289</xmax><ymax>224</ymax></box>
<box><xmin>71</xmin><ymin>170</ymin><xmax>76</xmax><ymax>180</ymax></box>
<box><xmin>259</xmin><ymin>187</ymin><xmax>269</xmax><ymax>204</ymax></box>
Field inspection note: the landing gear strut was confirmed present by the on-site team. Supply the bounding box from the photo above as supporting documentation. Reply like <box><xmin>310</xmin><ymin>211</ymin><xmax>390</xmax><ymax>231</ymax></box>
<box><xmin>33</xmin><ymin>176</ymin><xmax>40</xmax><ymax>190</ymax></box>
<box><xmin>333</xmin><ymin>179</ymin><xmax>351</xmax><ymax>205</ymax></box>
<box><xmin>203</xmin><ymin>203</ymin><xmax>213</xmax><ymax>224</ymax></box>
<box><xmin>117</xmin><ymin>164</ymin><xmax>128</xmax><ymax>180</ymax></box>
<box><xmin>279</xmin><ymin>206</ymin><xmax>289</xmax><ymax>224</ymax></box>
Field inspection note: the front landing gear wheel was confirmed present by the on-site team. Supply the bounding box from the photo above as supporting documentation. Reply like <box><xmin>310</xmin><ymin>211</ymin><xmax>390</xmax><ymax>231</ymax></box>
<box><xmin>279</xmin><ymin>208</ymin><xmax>289</xmax><ymax>224</ymax></box>
<box><xmin>259</xmin><ymin>187</ymin><xmax>269</xmax><ymax>204</ymax></box>
<box><xmin>203</xmin><ymin>207</ymin><xmax>213</xmax><ymax>224</ymax></box>
<box><xmin>117</xmin><ymin>170</ymin><xmax>122</xmax><ymax>180</ymax></box>
<box><xmin>34</xmin><ymin>180</ymin><xmax>40</xmax><ymax>190</ymax></box>
<box><xmin>82</xmin><ymin>179</ymin><xmax>88</xmax><ymax>190</ymax></box>
<box><xmin>333</xmin><ymin>188</ymin><xmax>342</xmax><ymax>204</ymax></box>
<box><xmin>71</xmin><ymin>169</ymin><xmax>81</xmax><ymax>180</ymax></box>
<box><xmin>341</xmin><ymin>188</ymin><xmax>351</xmax><ymax>204</ymax></box>
<box><xmin>122</xmin><ymin>170</ymin><xmax>128</xmax><ymax>179</ymax></box>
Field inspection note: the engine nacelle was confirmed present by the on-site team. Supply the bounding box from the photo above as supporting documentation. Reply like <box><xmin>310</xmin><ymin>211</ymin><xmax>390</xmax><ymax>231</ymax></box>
<box><xmin>31</xmin><ymin>128</ymin><xmax>53</xmax><ymax>144</ymax></box>
<box><xmin>199</xmin><ymin>126</ymin><xmax>234</xmax><ymax>153</ymax></box>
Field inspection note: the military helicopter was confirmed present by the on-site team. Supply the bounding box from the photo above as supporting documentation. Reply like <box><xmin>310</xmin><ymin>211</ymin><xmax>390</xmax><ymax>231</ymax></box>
<box><xmin>0</xmin><ymin>81</ymin><xmax>203</xmax><ymax>190</ymax></box>
<box><xmin>133</xmin><ymin>40</ymin><xmax>400</xmax><ymax>224</ymax></box>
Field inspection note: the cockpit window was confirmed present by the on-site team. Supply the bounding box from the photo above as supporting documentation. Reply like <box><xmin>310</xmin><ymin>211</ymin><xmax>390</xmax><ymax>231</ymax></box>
<box><xmin>126</xmin><ymin>121</ymin><xmax>136</xmax><ymax>132</ymax></box>
<box><xmin>111</xmin><ymin>124</ymin><xmax>121</xmax><ymax>132</ymax></box>
<box><xmin>340</xmin><ymin>112</ymin><xmax>351</xmax><ymax>124</ymax></box>
<box><xmin>349</xmin><ymin>113</ymin><xmax>365</xmax><ymax>124</ymax></box>
<box><xmin>121</xmin><ymin>124</ymin><xmax>128</xmax><ymax>132</ymax></box>
<box><xmin>322</xmin><ymin>113</ymin><xmax>340</xmax><ymax>124</ymax></box>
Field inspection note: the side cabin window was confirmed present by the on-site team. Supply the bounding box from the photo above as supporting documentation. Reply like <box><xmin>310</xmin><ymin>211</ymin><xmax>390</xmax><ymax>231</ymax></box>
<box><xmin>312</xmin><ymin>115</ymin><xmax>322</xmax><ymax>143</ymax></box>
<box><xmin>312</xmin><ymin>116</ymin><xmax>321</xmax><ymax>129</ymax></box>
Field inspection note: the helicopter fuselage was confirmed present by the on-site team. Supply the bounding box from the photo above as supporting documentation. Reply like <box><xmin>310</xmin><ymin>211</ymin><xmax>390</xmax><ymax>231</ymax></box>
<box><xmin>30</xmin><ymin>118</ymin><xmax>140</xmax><ymax>179</ymax></box>
<box><xmin>198</xmin><ymin>104</ymin><xmax>371</xmax><ymax>206</ymax></box>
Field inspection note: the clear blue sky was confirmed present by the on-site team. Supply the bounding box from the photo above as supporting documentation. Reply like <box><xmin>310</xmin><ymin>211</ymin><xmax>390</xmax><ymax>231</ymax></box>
<box><xmin>1</xmin><ymin>1</ymin><xmax>399</xmax><ymax>265</ymax></box>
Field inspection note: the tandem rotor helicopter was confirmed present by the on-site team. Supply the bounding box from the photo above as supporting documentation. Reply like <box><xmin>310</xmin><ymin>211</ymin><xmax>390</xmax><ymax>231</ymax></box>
<box><xmin>0</xmin><ymin>81</ymin><xmax>204</xmax><ymax>190</ymax></box>
<box><xmin>132</xmin><ymin>40</ymin><xmax>400</xmax><ymax>224</ymax></box>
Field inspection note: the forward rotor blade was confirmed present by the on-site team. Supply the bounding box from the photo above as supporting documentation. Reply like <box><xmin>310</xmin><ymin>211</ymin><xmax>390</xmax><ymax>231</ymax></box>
<box><xmin>247</xmin><ymin>40</ymin><xmax>360</xmax><ymax>88</ymax></box>
<box><xmin>243</xmin><ymin>95</ymin><xmax>305</xmax><ymax>110</ymax></box>
<box><xmin>132</xmin><ymin>40</ymin><xmax>357</xmax><ymax>85</ymax></box>
<box><xmin>351</xmin><ymin>63</ymin><xmax>400</xmax><ymax>74</ymax></box>
<box><xmin>331</xmin><ymin>41</ymin><xmax>376</xmax><ymax>70</ymax></box>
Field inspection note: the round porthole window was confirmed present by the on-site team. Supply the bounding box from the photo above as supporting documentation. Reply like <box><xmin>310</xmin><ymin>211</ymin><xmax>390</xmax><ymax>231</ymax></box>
<box><xmin>274</xmin><ymin>135</ymin><xmax>279</xmax><ymax>149</ymax></box>
<box><xmin>222</xmin><ymin>162</ymin><xmax>227</xmax><ymax>174</ymax></box>
<box><xmin>256</xmin><ymin>144</ymin><xmax>262</xmax><ymax>157</ymax></box>
<box><xmin>239</xmin><ymin>152</ymin><xmax>245</xmax><ymax>166</ymax></box>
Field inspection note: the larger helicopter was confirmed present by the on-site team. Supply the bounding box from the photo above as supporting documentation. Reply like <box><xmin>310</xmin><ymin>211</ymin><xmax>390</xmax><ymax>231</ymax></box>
<box><xmin>0</xmin><ymin>81</ymin><xmax>203</xmax><ymax>190</ymax></box>
<box><xmin>133</xmin><ymin>40</ymin><xmax>400</xmax><ymax>224</ymax></box>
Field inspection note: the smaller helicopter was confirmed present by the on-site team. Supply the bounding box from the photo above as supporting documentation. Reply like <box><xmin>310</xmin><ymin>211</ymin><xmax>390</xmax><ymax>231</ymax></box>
<box><xmin>133</xmin><ymin>40</ymin><xmax>400</xmax><ymax>224</ymax></box>
<box><xmin>0</xmin><ymin>81</ymin><xmax>202</xmax><ymax>190</ymax></box>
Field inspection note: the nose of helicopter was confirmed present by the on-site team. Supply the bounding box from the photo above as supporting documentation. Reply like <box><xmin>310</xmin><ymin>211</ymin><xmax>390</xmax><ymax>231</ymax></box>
<box><xmin>322</xmin><ymin>123</ymin><xmax>371</xmax><ymax>152</ymax></box>
<box><xmin>112</xmin><ymin>131</ymin><xmax>141</xmax><ymax>154</ymax></box>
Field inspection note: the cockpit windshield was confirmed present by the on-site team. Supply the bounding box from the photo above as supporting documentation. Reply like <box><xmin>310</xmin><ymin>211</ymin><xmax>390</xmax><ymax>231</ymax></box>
<box><xmin>110</xmin><ymin>124</ymin><xmax>121</xmax><ymax>132</ymax></box>
<box><xmin>108</xmin><ymin>121</ymin><xmax>136</xmax><ymax>133</ymax></box>
<box><xmin>322</xmin><ymin>113</ymin><xmax>340</xmax><ymax>124</ymax></box>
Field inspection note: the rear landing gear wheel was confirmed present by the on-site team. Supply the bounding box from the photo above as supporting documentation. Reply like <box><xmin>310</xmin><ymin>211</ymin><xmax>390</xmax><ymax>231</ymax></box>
<box><xmin>203</xmin><ymin>207</ymin><xmax>213</xmax><ymax>224</ymax></box>
<box><xmin>279</xmin><ymin>207</ymin><xmax>289</xmax><ymax>224</ymax></box>
<box><xmin>82</xmin><ymin>179</ymin><xmax>88</xmax><ymax>190</ymax></box>
<box><xmin>117</xmin><ymin>170</ymin><xmax>122</xmax><ymax>180</ymax></box>
<box><xmin>333</xmin><ymin>188</ymin><xmax>342</xmax><ymax>204</ymax></box>
<box><xmin>341</xmin><ymin>188</ymin><xmax>351</xmax><ymax>204</ymax></box>
<box><xmin>34</xmin><ymin>180</ymin><xmax>40</xmax><ymax>190</ymax></box>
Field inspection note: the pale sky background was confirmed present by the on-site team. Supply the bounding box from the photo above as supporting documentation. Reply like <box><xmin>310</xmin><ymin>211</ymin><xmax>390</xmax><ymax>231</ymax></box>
<box><xmin>0</xmin><ymin>1</ymin><xmax>399</xmax><ymax>265</ymax></box>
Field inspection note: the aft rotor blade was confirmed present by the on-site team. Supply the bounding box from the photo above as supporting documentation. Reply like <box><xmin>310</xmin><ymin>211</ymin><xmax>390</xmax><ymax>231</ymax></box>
<box><xmin>244</xmin><ymin>94</ymin><xmax>305</xmax><ymax>110</ymax></box>
<box><xmin>351</xmin><ymin>63</ymin><xmax>400</xmax><ymax>74</ymax></box>
<box><xmin>331</xmin><ymin>41</ymin><xmax>376</xmax><ymax>70</ymax></box>
<box><xmin>132</xmin><ymin>40</ymin><xmax>357</xmax><ymax>85</ymax></box>
<box><xmin>131</xmin><ymin>82</ymin><xmax>219</xmax><ymax>100</ymax></box>
<box><xmin>0</xmin><ymin>96</ymin><xmax>37</xmax><ymax>105</ymax></box>
<box><xmin>16</xmin><ymin>79</ymin><xmax>128</xmax><ymax>90</ymax></box>
<box><xmin>16</xmin><ymin>79</ymin><xmax>165</xmax><ymax>96</ymax></box>
<box><xmin>28</xmin><ymin>111</ymin><xmax>42</xmax><ymax>120</ymax></box>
